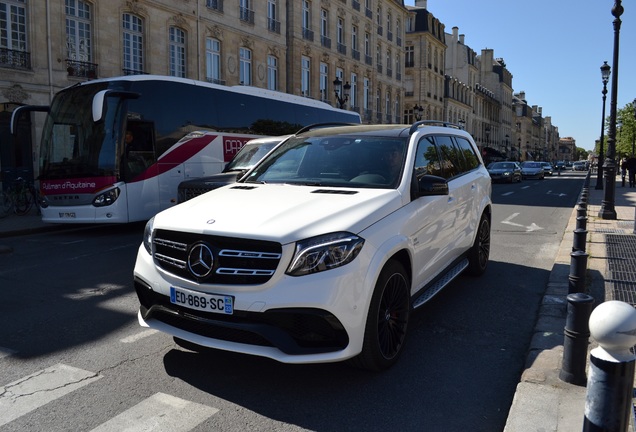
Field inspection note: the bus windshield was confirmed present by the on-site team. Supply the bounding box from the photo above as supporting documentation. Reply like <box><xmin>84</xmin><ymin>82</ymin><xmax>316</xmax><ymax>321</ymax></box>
<box><xmin>40</xmin><ymin>82</ymin><xmax>121</xmax><ymax>180</ymax></box>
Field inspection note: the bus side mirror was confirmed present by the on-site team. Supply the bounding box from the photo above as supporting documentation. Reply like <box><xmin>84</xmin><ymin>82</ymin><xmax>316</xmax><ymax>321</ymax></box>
<box><xmin>92</xmin><ymin>90</ymin><xmax>141</xmax><ymax>123</ymax></box>
<box><xmin>10</xmin><ymin>105</ymin><xmax>49</xmax><ymax>134</ymax></box>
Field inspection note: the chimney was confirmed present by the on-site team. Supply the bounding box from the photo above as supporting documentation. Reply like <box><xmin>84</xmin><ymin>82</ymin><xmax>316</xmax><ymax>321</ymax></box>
<box><xmin>459</xmin><ymin>34</ymin><xmax>465</xmax><ymax>44</ymax></box>
<box><xmin>415</xmin><ymin>0</ymin><xmax>427</xmax><ymax>8</ymax></box>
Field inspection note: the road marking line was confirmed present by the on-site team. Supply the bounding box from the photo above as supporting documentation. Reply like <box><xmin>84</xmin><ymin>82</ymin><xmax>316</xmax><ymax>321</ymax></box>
<box><xmin>120</xmin><ymin>329</ymin><xmax>159</xmax><ymax>343</ymax></box>
<box><xmin>89</xmin><ymin>392</ymin><xmax>218</xmax><ymax>432</ymax></box>
<box><xmin>0</xmin><ymin>363</ymin><xmax>102</xmax><ymax>427</ymax></box>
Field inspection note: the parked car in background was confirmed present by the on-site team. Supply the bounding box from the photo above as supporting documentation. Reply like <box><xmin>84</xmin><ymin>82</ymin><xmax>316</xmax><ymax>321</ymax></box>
<box><xmin>573</xmin><ymin>161</ymin><xmax>587</xmax><ymax>171</ymax></box>
<box><xmin>177</xmin><ymin>135</ymin><xmax>290</xmax><ymax>203</ymax></box>
<box><xmin>540</xmin><ymin>162</ymin><xmax>553</xmax><ymax>176</ymax></box>
<box><xmin>519</xmin><ymin>161</ymin><xmax>545</xmax><ymax>180</ymax></box>
<box><xmin>134</xmin><ymin>121</ymin><xmax>493</xmax><ymax>371</ymax></box>
<box><xmin>487</xmin><ymin>161</ymin><xmax>522</xmax><ymax>183</ymax></box>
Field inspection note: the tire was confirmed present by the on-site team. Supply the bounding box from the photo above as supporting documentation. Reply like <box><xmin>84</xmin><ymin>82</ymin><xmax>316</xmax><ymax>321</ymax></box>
<box><xmin>466</xmin><ymin>214</ymin><xmax>491</xmax><ymax>276</ymax></box>
<box><xmin>13</xmin><ymin>188</ymin><xmax>34</xmax><ymax>215</ymax></box>
<box><xmin>349</xmin><ymin>260</ymin><xmax>410</xmax><ymax>371</ymax></box>
<box><xmin>0</xmin><ymin>191</ymin><xmax>12</xmax><ymax>218</ymax></box>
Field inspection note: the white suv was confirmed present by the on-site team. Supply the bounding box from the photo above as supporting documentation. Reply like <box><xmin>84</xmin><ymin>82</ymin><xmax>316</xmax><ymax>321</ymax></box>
<box><xmin>134</xmin><ymin>122</ymin><xmax>492</xmax><ymax>371</ymax></box>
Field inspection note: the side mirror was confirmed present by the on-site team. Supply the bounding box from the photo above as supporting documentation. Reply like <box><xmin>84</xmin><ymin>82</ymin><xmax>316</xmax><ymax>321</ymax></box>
<box><xmin>92</xmin><ymin>90</ymin><xmax>141</xmax><ymax>122</ymax></box>
<box><xmin>415</xmin><ymin>174</ymin><xmax>449</xmax><ymax>197</ymax></box>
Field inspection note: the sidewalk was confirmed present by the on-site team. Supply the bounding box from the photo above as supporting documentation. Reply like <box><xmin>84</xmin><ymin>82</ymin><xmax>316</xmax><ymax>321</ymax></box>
<box><xmin>505</xmin><ymin>171</ymin><xmax>636</xmax><ymax>432</ymax></box>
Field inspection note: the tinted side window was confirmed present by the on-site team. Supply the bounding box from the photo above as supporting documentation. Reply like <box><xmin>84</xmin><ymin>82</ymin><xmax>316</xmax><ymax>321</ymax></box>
<box><xmin>434</xmin><ymin>135</ymin><xmax>462</xmax><ymax>179</ymax></box>
<box><xmin>414</xmin><ymin>136</ymin><xmax>442</xmax><ymax>178</ymax></box>
<box><xmin>454</xmin><ymin>136</ymin><xmax>479</xmax><ymax>171</ymax></box>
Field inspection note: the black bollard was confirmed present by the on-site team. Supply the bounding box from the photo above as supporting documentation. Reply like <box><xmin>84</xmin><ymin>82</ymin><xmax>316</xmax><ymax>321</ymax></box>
<box><xmin>577</xmin><ymin>204</ymin><xmax>587</xmax><ymax>219</ymax></box>
<box><xmin>572</xmin><ymin>228</ymin><xmax>588</xmax><ymax>252</ymax></box>
<box><xmin>576</xmin><ymin>216</ymin><xmax>588</xmax><ymax>231</ymax></box>
<box><xmin>568</xmin><ymin>250</ymin><xmax>588</xmax><ymax>294</ymax></box>
<box><xmin>560</xmin><ymin>293</ymin><xmax>594</xmax><ymax>386</ymax></box>
<box><xmin>583</xmin><ymin>301</ymin><xmax>636</xmax><ymax>431</ymax></box>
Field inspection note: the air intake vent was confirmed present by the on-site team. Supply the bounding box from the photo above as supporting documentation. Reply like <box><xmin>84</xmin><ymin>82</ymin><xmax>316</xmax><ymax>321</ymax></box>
<box><xmin>230</xmin><ymin>185</ymin><xmax>258</xmax><ymax>190</ymax></box>
<box><xmin>312</xmin><ymin>189</ymin><xmax>358</xmax><ymax>195</ymax></box>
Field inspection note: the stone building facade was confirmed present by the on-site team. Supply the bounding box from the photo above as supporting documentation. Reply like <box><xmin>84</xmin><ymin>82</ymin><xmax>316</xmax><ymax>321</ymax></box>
<box><xmin>0</xmin><ymin>0</ymin><xmax>561</xmax><ymax>186</ymax></box>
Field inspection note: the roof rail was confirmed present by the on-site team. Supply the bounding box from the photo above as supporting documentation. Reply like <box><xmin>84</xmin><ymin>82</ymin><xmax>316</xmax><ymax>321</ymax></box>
<box><xmin>408</xmin><ymin>120</ymin><xmax>462</xmax><ymax>135</ymax></box>
<box><xmin>295</xmin><ymin>122</ymin><xmax>359</xmax><ymax>134</ymax></box>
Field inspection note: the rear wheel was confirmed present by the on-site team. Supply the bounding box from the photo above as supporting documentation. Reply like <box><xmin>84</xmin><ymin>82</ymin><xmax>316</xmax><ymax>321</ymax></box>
<box><xmin>349</xmin><ymin>260</ymin><xmax>410</xmax><ymax>371</ymax></box>
<box><xmin>0</xmin><ymin>191</ymin><xmax>12</xmax><ymax>218</ymax></box>
<box><xmin>467</xmin><ymin>214</ymin><xmax>491</xmax><ymax>276</ymax></box>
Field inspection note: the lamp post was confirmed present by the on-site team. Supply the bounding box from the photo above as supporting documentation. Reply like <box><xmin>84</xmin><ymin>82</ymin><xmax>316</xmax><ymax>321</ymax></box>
<box><xmin>518</xmin><ymin>137</ymin><xmax>521</xmax><ymax>162</ymax></box>
<box><xmin>505</xmin><ymin>134</ymin><xmax>509</xmax><ymax>159</ymax></box>
<box><xmin>458</xmin><ymin>118</ymin><xmax>465</xmax><ymax>130</ymax></box>
<box><xmin>413</xmin><ymin>104</ymin><xmax>424</xmax><ymax>121</ymax></box>
<box><xmin>632</xmin><ymin>98</ymin><xmax>636</xmax><ymax>156</ymax></box>
<box><xmin>333</xmin><ymin>77</ymin><xmax>351</xmax><ymax>109</ymax></box>
<box><xmin>595</xmin><ymin>61</ymin><xmax>611</xmax><ymax>190</ymax></box>
<box><xmin>599</xmin><ymin>0</ymin><xmax>623</xmax><ymax>220</ymax></box>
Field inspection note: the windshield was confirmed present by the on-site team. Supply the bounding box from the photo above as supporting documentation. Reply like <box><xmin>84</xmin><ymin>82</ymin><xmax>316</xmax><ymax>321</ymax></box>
<box><xmin>521</xmin><ymin>162</ymin><xmax>542</xmax><ymax>168</ymax></box>
<box><xmin>40</xmin><ymin>82</ymin><xmax>123</xmax><ymax>180</ymax></box>
<box><xmin>243</xmin><ymin>134</ymin><xmax>407</xmax><ymax>188</ymax></box>
<box><xmin>225</xmin><ymin>141</ymin><xmax>280</xmax><ymax>171</ymax></box>
<box><xmin>490</xmin><ymin>162</ymin><xmax>517</xmax><ymax>170</ymax></box>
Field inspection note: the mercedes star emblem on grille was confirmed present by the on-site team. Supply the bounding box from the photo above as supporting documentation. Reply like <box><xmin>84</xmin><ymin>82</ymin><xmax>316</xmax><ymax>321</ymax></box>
<box><xmin>187</xmin><ymin>243</ymin><xmax>214</xmax><ymax>278</ymax></box>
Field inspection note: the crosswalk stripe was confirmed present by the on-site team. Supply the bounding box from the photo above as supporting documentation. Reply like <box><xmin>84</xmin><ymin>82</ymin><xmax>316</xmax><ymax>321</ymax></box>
<box><xmin>90</xmin><ymin>392</ymin><xmax>219</xmax><ymax>432</ymax></box>
<box><xmin>0</xmin><ymin>363</ymin><xmax>102</xmax><ymax>427</ymax></box>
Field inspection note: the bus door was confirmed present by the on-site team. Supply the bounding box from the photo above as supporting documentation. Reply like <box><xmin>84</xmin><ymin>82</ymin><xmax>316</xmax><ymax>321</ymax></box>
<box><xmin>123</xmin><ymin>120</ymin><xmax>160</xmax><ymax>221</ymax></box>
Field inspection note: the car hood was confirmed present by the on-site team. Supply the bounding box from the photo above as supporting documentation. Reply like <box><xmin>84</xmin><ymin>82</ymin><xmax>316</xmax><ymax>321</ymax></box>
<box><xmin>155</xmin><ymin>183</ymin><xmax>403</xmax><ymax>244</ymax></box>
<box><xmin>488</xmin><ymin>168</ymin><xmax>513</xmax><ymax>174</ymax></box>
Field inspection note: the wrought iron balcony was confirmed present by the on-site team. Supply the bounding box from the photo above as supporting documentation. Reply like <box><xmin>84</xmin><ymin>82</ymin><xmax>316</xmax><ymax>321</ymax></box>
<box><xmin>268</xmin><ymin>18</ymin><xmax>280</xmax><ymax>34</ymax></box>
<box><xmin>239</xmin><ymin>6</ymin><xmax>254</xmax><ymax>24</ymax></box>
<box><xmin>0</xmin><ymin>48</ymin><xmax>30</xmax><ymax>70</ymax></box>
<box><xmin>122</xmin><ymin>68</ymin><xmax>146</xmax><ymax>75</ymax></box>
<box><xmin>66</xmin><ymin>59</ymin><xmax>98</xmax><ymax>79</ymax></box>
<box><xmin>302</xmin><ymin>28</ymin><xmax>314</xmax><ymax>41</ymax></box>
<box><xmin>352</xmin><ymin>49</ymin><xmax>360</xmax><ymax>61</ymax></box>
<box><xmin>337</xmin><ymin>43</ymin><xmax>347</xmax><ymax>55</ymax></box>
<box><xmin>206</xmin><ymin>0</ymin><xmax>223</xmax><ymax>12</ymax></box>
<box><xmin>321</xmin><ymin>36</ymin><xmax>331</xmax><ymax>49</ymax></box>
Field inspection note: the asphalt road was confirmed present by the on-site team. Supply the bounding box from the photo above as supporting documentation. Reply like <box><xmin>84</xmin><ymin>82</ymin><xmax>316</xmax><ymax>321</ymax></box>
<box><xmin>0</xmin><ymin>172</ymin><xmax>587</xmax><ymax>431</ymax></box>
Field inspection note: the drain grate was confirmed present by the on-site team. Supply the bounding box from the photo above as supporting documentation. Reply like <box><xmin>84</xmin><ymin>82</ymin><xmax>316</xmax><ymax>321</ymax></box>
<box><xmin>606</xmin><ymin>234</ymin><xmax>636</xmax><ymax>305</ymax></box>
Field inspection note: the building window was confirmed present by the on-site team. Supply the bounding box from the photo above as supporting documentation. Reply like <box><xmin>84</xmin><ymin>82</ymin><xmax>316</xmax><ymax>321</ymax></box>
<box><xmin>321</xmin><ymin>9</ymin><xmax>328</xmax><ymax>38</ymax></box>
<box><xmin>363</xmin><ymin>77</ymin><xmax>370</xmax><ymax>110</ymax></box>
<box><xmin>65</xmin><ymin>0</ymin><xmax>91</xmax><ymax>62</ymax></box>
<box><xmin>267</xmin><ymin>0</ymin><xmax>280</xmax><ymax>33</ymax></box>
<box><xmin>267</xmin><ymin>55</ymin><xmax>278</xmax><ymax>91</ymax></box>
<box><xmin>405</xmin><ymin>45</ymin><xmax>414</xmax><ymax>67</ymax></box>
<box><xmin>239</xmin><ymin>47</ymin><xmax>251</xmax><ymax>85</ymax></box>
<box><xmin>205</xmin><ymin>37</ymin><xmax>221</xmax><ymax>84</ymax></box>
<box><xmin>122</xmin><ymin>13</ymin><xmax>144</xmax><ymax>74</ymax></box>
<box><xmin>319</xmin><ymin>62</ymin><xmax>328</xmax><ymax>102</ymax></box>
<box><xmin>303</xmin><ymin>0</ymin><xmax>311</xmax><ymax>29</ymax></box>
<box><xmin>301</xmin><ymin>56</ymin><xmax>310</xmax><ymax>97</ymax></box>
<box><xmin>169</xmin><ymin>27</ymin><xmax>186</xmax><ymax>77</ymax></box>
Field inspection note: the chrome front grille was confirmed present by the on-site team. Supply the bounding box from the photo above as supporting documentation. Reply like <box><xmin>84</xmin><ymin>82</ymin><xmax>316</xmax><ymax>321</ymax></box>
<box><xmin>153</xmin><ymin>229</ymin><xmax>282</xmax><ymax>285</ymax></box>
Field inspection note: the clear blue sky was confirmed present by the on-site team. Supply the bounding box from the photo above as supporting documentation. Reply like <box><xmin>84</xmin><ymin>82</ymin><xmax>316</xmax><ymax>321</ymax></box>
<box><xmin>404</xmin><ymin>0</ymin><xmax>636</xmax><ymax>152</ymax></box>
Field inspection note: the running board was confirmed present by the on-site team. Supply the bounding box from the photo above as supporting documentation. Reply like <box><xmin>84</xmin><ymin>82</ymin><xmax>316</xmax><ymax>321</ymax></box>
<box><xmin>412</xmin><ymin>258</ymin><xmax>469</xmax><ymax>309</ymax></box>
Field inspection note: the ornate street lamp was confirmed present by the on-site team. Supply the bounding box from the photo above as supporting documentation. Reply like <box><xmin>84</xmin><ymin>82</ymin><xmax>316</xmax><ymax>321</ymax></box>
<box><xmin>595</xmin><ymin>61</ymin><xmax>611</xmax><ymax>190</ymax></box>
<box><xmin>413</xmin><ymin>104</ymin><xmax>424</xmax><ymax>121</ymax></box>
<box><xmin>632</xmin><ymin>97</ymin><xmax>636</xmax><ymax>156</ymax></box>
<box><xmin>505</xmin><ymin>134</ymin><xmax>509</xmax><ymax>159</ymax></box>
<box><xmin>333</xmin><ymin>77</ymin><xmax>351</xmax><ymax>109</ymax></box>
<box><xmin>599</xmin><ymin>0</ymin><xmax>623</xmax><ymax>220</ymax></box>
<box><xmin>458</xmin><ymin>118</ymin><xmax>465</xmax><ymax>130</ymax></box>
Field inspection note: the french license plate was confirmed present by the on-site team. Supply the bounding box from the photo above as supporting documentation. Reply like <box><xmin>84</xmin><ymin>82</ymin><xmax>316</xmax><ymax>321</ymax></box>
<box><xmin>59</xmin><ymin>212</ymin><xmax>76</xmax><ymax>218</ymax></box>
<box><xmin>170</xmin><ymin>286</ymin><xmax>233</xmax><ymax>315</ymax></box>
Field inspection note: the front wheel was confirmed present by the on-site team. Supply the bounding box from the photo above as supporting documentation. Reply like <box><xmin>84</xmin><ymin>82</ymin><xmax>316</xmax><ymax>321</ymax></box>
<box><xmin>349</xmin><ymin>260</ymin><xmax>410</xmax><ymax>371</ymax></box>
<box><xmin>466</xmin><ymin>214</ymin><xmax>491</xmax><ymax>276</ymax></box>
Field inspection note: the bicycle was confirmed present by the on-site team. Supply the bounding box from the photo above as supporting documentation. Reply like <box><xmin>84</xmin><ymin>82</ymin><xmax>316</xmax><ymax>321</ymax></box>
<box><xmin>0</xmin><ymin>177</ymin><xmax>39</xmax><ymax>218</ymax></box>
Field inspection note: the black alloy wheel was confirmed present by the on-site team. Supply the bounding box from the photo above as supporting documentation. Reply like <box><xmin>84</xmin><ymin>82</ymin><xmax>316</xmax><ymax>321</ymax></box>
<box><xmin>467</xmin><ymin>214</ymin><xmax>491</xmax><ymax>276</ymax></box>
<box><xmin>350</xmin><ymin>260</ymin><xmax>410</xmax><ymax>371</ymax></box>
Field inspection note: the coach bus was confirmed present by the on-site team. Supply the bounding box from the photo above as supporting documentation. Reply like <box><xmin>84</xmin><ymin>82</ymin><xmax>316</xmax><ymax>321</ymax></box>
<box><xmin>13</xmin><ymin>75</ymin><xmax>360</xmax><ymax>223</ymax></box>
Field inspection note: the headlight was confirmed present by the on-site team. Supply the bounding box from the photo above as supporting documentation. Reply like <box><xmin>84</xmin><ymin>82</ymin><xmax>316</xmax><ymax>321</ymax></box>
<box><xmin>143</xmin><ymin>216</ymin><xmax>154</xmax><ymax>255</ymax></box>
<box><xmin>286</xmin><ymin>232</ymin><xmax>364</xmax><ymax>276</ymax></box>
<box><xmin>92</xmin><ymin>187</ymin><xmax>120</xmax><ymax>207</ymax></box>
